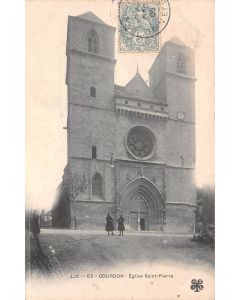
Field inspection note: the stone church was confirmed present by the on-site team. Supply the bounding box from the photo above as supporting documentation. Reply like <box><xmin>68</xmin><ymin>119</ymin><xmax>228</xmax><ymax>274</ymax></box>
<box><xmin>52</xmin><ymin>12</ymin><xmax>196</xmax><ymax>233</ymax></box>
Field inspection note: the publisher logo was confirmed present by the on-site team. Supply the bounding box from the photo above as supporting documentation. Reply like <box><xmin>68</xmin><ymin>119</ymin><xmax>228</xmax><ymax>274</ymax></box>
<box><xmin>191</xmin><ymin>279</ymin><xmax>204</xmax><ymax>292</ymax></box>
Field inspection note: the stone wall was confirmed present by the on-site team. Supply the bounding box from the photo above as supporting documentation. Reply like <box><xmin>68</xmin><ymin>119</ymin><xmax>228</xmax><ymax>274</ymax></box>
<box><xmin>69</xmin><ymin>158</ymin><xmax>116</xmax><ymax>203</ymax></box>
<box><xmin>165</xmin><ymin>203</ymin><xmax>195</xmax><ymax>234</ymax></box>
<box><xmin>73</xmin><ymin>201</ymin><xmax>116</xmax><ymax>230</ymax></box>
<box><xmin>165</xmin><ymin>120</ymin><xmax>195</xmax><ymax>167</ymax></box>
<box><xmin>69</xmin><ymin>106</ymin><xmax>117</xmax><ymax>160</ymax></box>
<box><xmin>165</xmin><ymin>167</ymin><xmax>196</xmax><ymax>204</ymax></box>
<box><xmin>68</xmin><ymin>54</ymin><xmax>115</xmax><ymax>109</ymax></box>
<box><xmin>166</xmin><ymin>75</ymin><xmax>195</xmax><ymax>122</ymax></box>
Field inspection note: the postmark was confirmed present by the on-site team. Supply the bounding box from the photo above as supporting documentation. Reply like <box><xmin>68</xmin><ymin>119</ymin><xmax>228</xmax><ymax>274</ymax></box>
<box><xmin>118</xmin><ymin>0</ymin><xmax>170</xmax><ymax>52</ymax></box>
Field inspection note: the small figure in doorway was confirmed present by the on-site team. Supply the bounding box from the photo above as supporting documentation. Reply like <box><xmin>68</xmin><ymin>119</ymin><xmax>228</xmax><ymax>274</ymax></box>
<box><xmin>105</xmin><ymin>213</ymin><xmax>114</xmax><ymax>235</ymax></box>
<box><xmin>117</xmin><ymin>215</ymin><xmax>125</xmax><ymax>236</ymax></box>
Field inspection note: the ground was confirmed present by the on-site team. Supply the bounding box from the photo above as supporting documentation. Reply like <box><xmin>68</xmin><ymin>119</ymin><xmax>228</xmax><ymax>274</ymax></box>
<box><xmin>26</xmin><ymin>228</ymin><xmax>214</xmax><ymax>275</ymax></box>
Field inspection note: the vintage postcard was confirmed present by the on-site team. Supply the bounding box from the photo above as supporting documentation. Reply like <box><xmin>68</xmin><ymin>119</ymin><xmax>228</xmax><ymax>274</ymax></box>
<box><xmin>26</xmin><ymin>0</ymin><xmax>214</xmax><ymax>299</ymax></box>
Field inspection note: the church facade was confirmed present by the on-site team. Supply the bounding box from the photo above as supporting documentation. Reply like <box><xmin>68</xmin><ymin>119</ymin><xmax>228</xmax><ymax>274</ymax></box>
<box><xmin>52</xmin><ymin>12</ymin><xmax>196</xmax><ymax>233</ymax></box>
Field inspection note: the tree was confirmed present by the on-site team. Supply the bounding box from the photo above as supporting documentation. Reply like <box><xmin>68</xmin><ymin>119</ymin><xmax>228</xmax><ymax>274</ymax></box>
<box><xmin>62</xmin><ymin>165</ymin><xmax>88</xmax><ymax>229</ymax></box>
<box><xmin>193</xmin><ymin>185</ymin><xmax>215</xmax><ymax>247</ymax></box>
<box><xmin>196</xmin><ymin>185</ymin><xmax>215</xmax><ymax>228</ymax></box>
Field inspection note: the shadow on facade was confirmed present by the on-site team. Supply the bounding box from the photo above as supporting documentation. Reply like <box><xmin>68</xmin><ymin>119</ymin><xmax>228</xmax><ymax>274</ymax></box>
<box><xmin>52</xmin><ymin>182</ymin><xmax>71</xmax><ymax>228</ymax></box>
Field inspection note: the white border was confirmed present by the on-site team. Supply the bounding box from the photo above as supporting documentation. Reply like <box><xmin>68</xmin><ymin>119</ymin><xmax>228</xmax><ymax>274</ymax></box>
<box><xmin>0</xmin><ymin>0</ymin><xmax>25</xmax><ymax>299</ymax></box>
<box><xmin>216</xmin><ymin>0</ymin><xmax>240</xmax><ymax>299</ymax></box>
<box><xmin>0</xmin><ymin>0</ymin><xmax>240</xmax><ymax>299</ymax></box>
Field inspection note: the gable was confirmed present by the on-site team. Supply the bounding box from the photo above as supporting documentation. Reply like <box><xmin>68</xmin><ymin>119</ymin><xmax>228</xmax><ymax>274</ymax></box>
<box><xmin>125</xmin><ymin>72</ymin><xmax>153</xmax><ymax>98</ymax></box>
<box><xmin>77</xmin><ymin>11</ymin><xmax>107</xmax><ymax>25</ymax></box>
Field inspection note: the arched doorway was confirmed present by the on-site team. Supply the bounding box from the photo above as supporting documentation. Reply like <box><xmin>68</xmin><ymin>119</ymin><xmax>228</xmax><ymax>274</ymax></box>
<box><xmin>129</xmin><ymin>195</ymin><xmax>149</xmax><ymax>230</ymax></box>
<box><xmin>120</xmin><ymin>177</ymin><xmax>164</xmax><ymax>231</ymax></box>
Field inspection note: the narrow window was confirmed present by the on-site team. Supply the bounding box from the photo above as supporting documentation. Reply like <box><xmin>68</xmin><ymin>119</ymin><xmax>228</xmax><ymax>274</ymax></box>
<box><xmin>88</xmin><ymin>37</ymin><xmax>92</xmax><ymax>52</ymax></box>
<box><xmin>93</xmin><ymin>38</ymin><xmax>98</xmax><ymax>53</ymax></box>
<box><xmin>87</xmin><ymin>30</ymin><xmax>99</xmax><ymax>54</ymax></box>
<box><xmin>92</xmin><ymin>146</ymin><xmax>97</xmax><ymax>159</ymax></box>
<box><xmin>92</xmin><ymin>173</ymin><xmax>103</xmax><ymax>199</ymax></box>
<box><xmin>90</xmin><ymin>86</ymin><xmax>96</xmax><ymax>97</ymax></box>
<box><xmin>177</xmin><ymin>53</ymin><xmax>186</xmax><ymax>74</ymax></box>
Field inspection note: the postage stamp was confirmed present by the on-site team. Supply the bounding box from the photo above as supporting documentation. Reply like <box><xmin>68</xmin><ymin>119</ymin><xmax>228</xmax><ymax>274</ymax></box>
<box><xmin>118</xmin><ymin>0</ymin><xmax>170</xmax><ymax>52</ymax></box>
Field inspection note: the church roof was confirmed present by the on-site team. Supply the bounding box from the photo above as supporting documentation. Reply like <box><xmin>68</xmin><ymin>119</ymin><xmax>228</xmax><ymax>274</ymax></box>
<box><xmin>168</xmin><ymin>36</ymin><xmax>186</xmax><ymax>46</ymax></box>
<box><xmin>124</xmin><ymin>70</ymin><xmax>153</xmax><ymax>98</ymax></box>
<box><xmin>114</xmin><ymin>84</ymin><xmax>125</xmax><ymax>91</ymax></box>
<box><xmin>77</xmin><ymin>11</ymin><xmax>107</xmax><ymax>25</ymax></box>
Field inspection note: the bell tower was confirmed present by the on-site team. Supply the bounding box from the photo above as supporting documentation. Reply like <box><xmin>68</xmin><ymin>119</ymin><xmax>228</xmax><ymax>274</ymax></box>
<box><xmin>149</xmin><ymin>36</ymin><xmax>195</xmax><ymax>168</ymax></box>
<box><xmin>149</xmin><ymin>37</ymin><xmax>196</xmax><ymax>232</ymax></box>
<box><xmin>66</xmin><ymin>12</ymin><xmax>116</xmax><ymax>161</ymax></box>
<box><xmin>63</xmin><ymin>13</ymin><xmax>117</xmax><ymax>228</ymax></box>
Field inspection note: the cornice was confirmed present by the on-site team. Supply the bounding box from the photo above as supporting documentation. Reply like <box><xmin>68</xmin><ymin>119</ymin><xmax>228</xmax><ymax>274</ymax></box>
<box><xmin>167</xmin><ymin>117</ymin><xmax>196</xmax><ymax>125</ymax></box>
<box><xmin>69</xmin><ymin>102</ymin><xmax>115</xmax><ymax>112</ymax></box>
<box><xmin>69</xmin><ymin>156</ymin><xmax>195</xmax><ymax>170</ymax></box>
<box><xmin>166</xmin><ymin>202</ymin><xmax>197</xmax><ymax>207</ymax></box>
<box><xmin>166</xmin><ymin>71</ymin><xmax>197</xmax><ymax>81</ymax></box>
<box><xmin>67</xmin><ymin>48</ymin><xmax>116</xmax><ymax>64</ymax></box>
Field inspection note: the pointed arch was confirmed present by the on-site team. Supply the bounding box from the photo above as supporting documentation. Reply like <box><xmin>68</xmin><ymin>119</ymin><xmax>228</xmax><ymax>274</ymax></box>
<box><xmin>177</xmin><ymin>52</ymin><xmax>186</xmax><ymax>74</ymax></box>
<box><xmin>120</xmin><ymin>177</ymin><xmax>164</xmax><ymax>211</ymax></box>
<box><xmin>87</xmin><ymin>29</ymin><xmax>99</xmax><ymax>54</ymax></box>
<box><xmin>130</xmin><ymin>195</ymin><xmax>149</xmax><ymax>211</ymax></box>
<box><xmin>92</xmin><ymin>173</ymin><xmax>104</xmax><ymax>199</ymax></box>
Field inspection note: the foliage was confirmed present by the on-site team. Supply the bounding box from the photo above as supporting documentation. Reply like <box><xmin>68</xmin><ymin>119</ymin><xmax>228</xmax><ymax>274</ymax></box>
<box><xmin>61</xmin><ymin>165</ymin><xmax>88</xmax><ymax>229</ymax></box>
<box><xmin>192</xmin><ymin>185</ymin><xmax>215</xmax><ymax>248</ymax></box>
<box><xmin>62</xmin><ymin>165</ymin><xmax>88</xmax><ymax>200</ymax></box>
<box><xmin>196</xmin><ymin>185</ymin><xmax>215</xmax><ymax>225</ymax></box>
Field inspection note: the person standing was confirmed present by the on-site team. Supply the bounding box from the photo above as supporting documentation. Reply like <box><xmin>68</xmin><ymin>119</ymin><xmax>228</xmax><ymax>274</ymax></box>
<box><xmin>30</xmin><ymin>210</ymin><xmax>41</xmax><ymax>251</ymax></box>
<box><xmin>105</xmin><ymin>213</ymin><xmax>114</xmax><ymax>235</ymax></box>
<box><xmin>117</xmin><ymin>215</ymin><xmax>125</xmax><ymax>236</ymax></box>
<box><xmin>30</xmin><ymin>210</ymin><xmax>41</xmax><ymax>236</ymax></box>
<box><xmin>30</xmin><ymin>210</ymin><xmax>52</xmax><ymax>274</ymax></box>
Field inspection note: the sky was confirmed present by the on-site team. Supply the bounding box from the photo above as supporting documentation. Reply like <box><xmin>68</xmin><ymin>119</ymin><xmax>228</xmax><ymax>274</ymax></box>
<box><xmin>26</xmin><ymin>0</ymin><xmax>214</xmax><ymax>210</ymax></box>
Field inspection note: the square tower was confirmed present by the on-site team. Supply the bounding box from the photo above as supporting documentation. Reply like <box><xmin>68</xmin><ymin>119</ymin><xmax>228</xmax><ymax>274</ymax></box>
<box><xmin>149</xmin><ymin>37</ymin><xmax>196</xmax><ymax>232</ymax></box>
<box><xmin>64</xmin><ymin>12</ymin><xmax>117</xmax><ymax>228</ymax></box>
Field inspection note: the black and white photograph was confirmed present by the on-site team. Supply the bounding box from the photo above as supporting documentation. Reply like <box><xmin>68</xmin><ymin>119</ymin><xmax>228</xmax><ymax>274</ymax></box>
<box><xmin>25</xmin><ymin>1</ymin><xmax>215</xmax><ymax>299</ymax></box>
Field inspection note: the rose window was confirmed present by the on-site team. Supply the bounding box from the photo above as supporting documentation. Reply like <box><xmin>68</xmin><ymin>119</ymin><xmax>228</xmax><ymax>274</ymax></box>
<box><xmin>126</xmin><ymin>126</ymin><xmax>156</xmax><ymax>160</ymax></box>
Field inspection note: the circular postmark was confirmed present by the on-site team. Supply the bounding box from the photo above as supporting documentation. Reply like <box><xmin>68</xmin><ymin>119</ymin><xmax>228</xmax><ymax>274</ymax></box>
<box><xmin>118</xmin><ymin>0</ymin><xmax>171</xmax><ymax>39</ymax></box>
